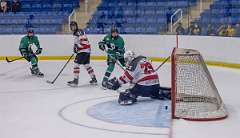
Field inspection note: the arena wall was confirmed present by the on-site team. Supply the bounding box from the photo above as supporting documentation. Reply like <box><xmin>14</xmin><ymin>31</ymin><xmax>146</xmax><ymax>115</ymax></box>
<box><xmin>0</xmin><ymin>35</ymin><xmax>239</xmax><ymax>68</ymax></box>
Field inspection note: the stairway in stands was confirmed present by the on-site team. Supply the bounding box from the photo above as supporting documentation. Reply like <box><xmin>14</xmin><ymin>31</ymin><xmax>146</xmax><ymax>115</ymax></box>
<box><xmin>62</xmin><ymin>0</ymin><xmax>101</xmax><ymax>33</ymax></box>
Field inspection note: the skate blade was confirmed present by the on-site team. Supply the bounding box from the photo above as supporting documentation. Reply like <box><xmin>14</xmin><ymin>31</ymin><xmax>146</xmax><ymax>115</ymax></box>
<box><xmin>90</xmin><ymin>82</ymin><xmax>98</xmax><ymax>86</ymax></box>
<box><xmin>100</xmin><ymin>86</ymin><xmax>108</xmax><ymax>90</ymax></box>
<box><xmin>67</xmin><ymin>83</ymin><xmax>78</xmax><ymax>87</ymax></box>
<box><xmin>32</xmin><ymin>74</ymin><xmax>44</xmax><ymax>78</ymax></box>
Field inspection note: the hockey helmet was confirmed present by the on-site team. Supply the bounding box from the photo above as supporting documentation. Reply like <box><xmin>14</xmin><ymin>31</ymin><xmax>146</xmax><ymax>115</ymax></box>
<box><xmin>124</xmin><ymin>50</ymin><xmax>136</xmax><ymax>65</ymax></box>
<box><xmin>111</xmin><ymin>26</ymin><xmax>119</xmax><ymax>33</ymax></box>
<box><xmin>27</xmin><ymin>28</ymin><xmax>34</xmax><ymax>38</ymax></box>
<box><xmin>111</xmin><ymin>26</ymin><xmax>119</xmax><ymax>37</ymax></box>
<box><xmin>70</xmin><ymin>21</ymin><xmax>78</xmax><ymax>32</ymax></box>
<box><xmin>27</xmin><ymin>28</ymin><xmax>34</xmax><ymax>34</ymax></box>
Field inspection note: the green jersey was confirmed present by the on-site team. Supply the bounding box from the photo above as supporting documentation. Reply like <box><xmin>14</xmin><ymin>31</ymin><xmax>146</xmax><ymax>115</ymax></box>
<box><xmin>103</xmin><ymin>34</ymin><xmax>125</xmax><ymax>58</ymax></box>
<box><xmin>19</xmin><ymin>35</ymin><xmax>40</xmax><ymax>51</ymax></box>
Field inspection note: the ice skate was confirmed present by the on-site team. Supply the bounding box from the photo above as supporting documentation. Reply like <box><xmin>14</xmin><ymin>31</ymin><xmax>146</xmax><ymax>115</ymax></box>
<box><xmin>30</xmin><ymin>67</ymin><xmax>44</xmax><ymax>77</ymax></box>
<box><xmin>89</xmin><ymin>77</ymin><xmax>97</xmax><ymax>85</ymax></box>
<box><xmin>101</xmin><ymin>80</ymin><xmax>108</xmax><ymax>90</ymax></box>
<box><xmin>67</xmin><ymin>78</ymin><xmax>78</xmax><ymax>87</ymax></box>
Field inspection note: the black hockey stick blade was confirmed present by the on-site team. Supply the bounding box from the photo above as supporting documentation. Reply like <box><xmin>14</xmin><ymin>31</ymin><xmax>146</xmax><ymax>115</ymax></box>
<box><xmin>5</xmin><ymin>56</ymin><xmax>24</xmax><ymax>63</ymax></box>
<box><xmin>46</xmin><ymin>80</ymin><xmax>54</xmax><ymax>84</ymax></box>
<box><xmin>5</xmin><ymin>57</ymin><xmax>12</xmax><ymax>63</ymax></box>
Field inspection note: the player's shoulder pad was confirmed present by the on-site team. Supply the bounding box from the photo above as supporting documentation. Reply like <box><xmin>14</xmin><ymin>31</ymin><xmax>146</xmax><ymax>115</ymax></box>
<box><xmin>118</xmin><ymin>35</ymin><xmax>124</xmax><ymax>40</ymax></box>
<box><xmin>33</xmin><ymin>35</ymin><xmax>38</xmax><ymax>39</ymax></box>
<box><xmin>128</xmin><ymin>56</ymin><xmax>146</xmax><ymax>71</ymax></box>
<box><xmin>104</xmin><ymin>34</ymin><xmax>111</xmax><ymax>41</ymax></box>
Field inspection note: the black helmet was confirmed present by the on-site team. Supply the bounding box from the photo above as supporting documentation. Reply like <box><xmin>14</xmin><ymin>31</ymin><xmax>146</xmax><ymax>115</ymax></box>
<box><xmin>70</xmin><ymin>21</ymin><xmax>78</xmax><ymax>32</ymax></box>
<box><xmin>27</xmin><ymin>28</ymin><xmax>34</xmax><ymax>34</ymax></box>
<box><xmin>111</xmin><ymin>26</ymin><xmax>119</xmax><ymax>33</ymax></box>
<box><xmin>27</xmin><ymin>28</ymin><xmax>34</xmax><ymax>39</ymax></box>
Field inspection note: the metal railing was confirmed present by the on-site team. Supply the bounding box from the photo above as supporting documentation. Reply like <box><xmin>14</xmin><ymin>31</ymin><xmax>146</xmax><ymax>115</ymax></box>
<box><xmin>170</xmin><ymin>9</ymin><xmax>183</xmax><ymax>32</ymax></box>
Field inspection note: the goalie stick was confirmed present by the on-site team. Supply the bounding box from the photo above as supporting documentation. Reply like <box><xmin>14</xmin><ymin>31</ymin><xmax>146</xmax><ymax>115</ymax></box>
<box><xmin>100</xmin><ymin>43</ymin><xmax>170</xmax><ymax>72</ymax></box>
<box><xmin>154</xmin><ymin>56</ymin><xmax>170</xmax><ymax>72</ymax></box>
<box><xmin>108</xmin><ymin>53</ymin><xmax>170</xmax><ymax>72</ymax></box>
<box><xmin>46</xmin><ymin>54</ymin><xmax>74</xmax><ymax>84</ymax></box>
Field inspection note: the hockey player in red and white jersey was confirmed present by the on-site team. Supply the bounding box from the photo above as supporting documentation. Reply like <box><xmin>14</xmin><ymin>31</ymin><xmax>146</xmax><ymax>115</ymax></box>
<box><xmin>67</xmin><ymin>21</ymin><xmax>97</xmax><ymax>87</ymax></box>
<box><xmin>106</xmin><ymin>51</ymin><xmax>169</xmax><ymax>105</ymax></box>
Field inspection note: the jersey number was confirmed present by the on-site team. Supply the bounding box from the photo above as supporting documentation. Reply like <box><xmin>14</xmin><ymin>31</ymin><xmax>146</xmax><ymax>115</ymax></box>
<box><xmin>140</xmin><ymin>62</ymin><xmax>154</xmax><ymax>74</ymax></box>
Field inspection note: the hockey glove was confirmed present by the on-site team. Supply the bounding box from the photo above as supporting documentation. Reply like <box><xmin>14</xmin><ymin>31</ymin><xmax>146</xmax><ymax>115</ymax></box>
<box><xmin>73</xmin><ymin>44</ymin><xmax>79</xmax><ymax>53</ymax></box>
<box><xmin>20</xmin><ymin>49</ymin><xmax>30</xmax><ymax>61</ymax></box>
<box><xmin>107</xmin><ymin>77</ymin><xmax>121</xmax><ymax>90</ymax></box>
<box><xmin>98</xmin><ymin>41</ymin><xmax>106</xmax><ymax>51</ymax></box>
<box><xmin>116</xmin><ymin>51</ymin><xmax>124</xmax><ymax>59</ymax></box>
<box><xmin>106</xmin><ymin>42</ymin><xmax>115</xmax><ymax>50</ymax></box>
<box><xmin>35</xmin><ymin>48</ymin><xmax>42</xmax><ymax>55</ymax></box>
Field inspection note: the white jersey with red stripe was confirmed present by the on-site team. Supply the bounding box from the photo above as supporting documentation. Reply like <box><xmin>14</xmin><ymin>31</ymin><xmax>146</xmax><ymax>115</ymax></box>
<box><xmin>118</xmin><ymin>56</ymin><xmax>159</xmax><ymax>86</ymax></box>
<box><xmin>74</xmin><ymin>29</ymin><xmax>91</xmax><ymax>53</ymax></box>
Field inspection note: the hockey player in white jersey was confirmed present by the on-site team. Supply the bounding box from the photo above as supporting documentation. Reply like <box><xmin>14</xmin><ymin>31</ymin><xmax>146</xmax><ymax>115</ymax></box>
<box><xmin>106</xmin><ymin>51</ymin><xmax>170</xmax><ymax>105</ymax></box>
<box><xmin>67</xmin><ymin>21</ymin><xmax>97</xmax><ymax>87</ymax></box>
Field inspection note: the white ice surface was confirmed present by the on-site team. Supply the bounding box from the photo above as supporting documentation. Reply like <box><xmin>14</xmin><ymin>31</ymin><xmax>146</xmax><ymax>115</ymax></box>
<box><xmin>0</xmin><ymin>60</ymin><xmax>239</xmax><ymax>138</ymax></box>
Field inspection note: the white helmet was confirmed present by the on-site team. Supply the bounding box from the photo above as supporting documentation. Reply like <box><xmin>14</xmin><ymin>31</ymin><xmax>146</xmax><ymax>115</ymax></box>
<box><xmin>124</xmin><ymin>50</ymin><xmax>136</xmax><ymax>65</ymax></box>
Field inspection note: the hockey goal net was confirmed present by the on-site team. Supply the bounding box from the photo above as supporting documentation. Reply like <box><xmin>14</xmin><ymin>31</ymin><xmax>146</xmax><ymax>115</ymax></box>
<box><xmin>171</xmin><ymin>48</ymin><xmax>228</xmax><ymax>121</ymax></box>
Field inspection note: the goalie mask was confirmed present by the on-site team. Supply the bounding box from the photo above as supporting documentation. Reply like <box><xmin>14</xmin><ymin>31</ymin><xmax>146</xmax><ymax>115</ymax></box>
<box><xmin>124</xmin><ymin>50</ymin><xmax>136</xmax><ymax>66</ymax></box>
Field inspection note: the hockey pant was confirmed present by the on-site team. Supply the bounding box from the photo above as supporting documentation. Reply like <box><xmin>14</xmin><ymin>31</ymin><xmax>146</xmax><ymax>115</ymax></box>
<box><xmin>102</xmin><ymin>56</ymin><xmax>125</xmax><ymax>83</ymax></box>
<box><xmin>20</xmin><ymin>48</ymin><xmax>38</xmax><ymax>70</ymax></box>
<box><xmin>73</xmin><ymin>63</ymin><xmax>96</xmax><ymax>80</ymax></box>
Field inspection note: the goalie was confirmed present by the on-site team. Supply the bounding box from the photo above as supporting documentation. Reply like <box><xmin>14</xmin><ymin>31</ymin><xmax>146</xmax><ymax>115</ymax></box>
<box><xmin>106</xmin><ymin>51</ymin><xmax>171</xmax><ymax>105</ymax></box>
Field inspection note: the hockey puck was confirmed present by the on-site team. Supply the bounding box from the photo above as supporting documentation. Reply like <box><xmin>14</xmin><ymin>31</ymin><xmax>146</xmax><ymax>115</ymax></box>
<box><xmin>165</xmin><ymin>105</ymin><xmax>168</xmax><ymax>110</ymax></box>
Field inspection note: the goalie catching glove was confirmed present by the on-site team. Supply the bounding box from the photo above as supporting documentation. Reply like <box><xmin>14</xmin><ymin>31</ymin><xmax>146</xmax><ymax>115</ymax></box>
<box><xmin>106</xmin><ymin>77</ymin><xmax>121</xmax><ymax>90</ymax></box>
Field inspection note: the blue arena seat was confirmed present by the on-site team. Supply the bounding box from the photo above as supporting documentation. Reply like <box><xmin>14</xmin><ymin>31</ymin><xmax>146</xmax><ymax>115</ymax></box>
<box><xmin>87</xmin><ymin>0</ymin><xmax>197</xmax><ymax>34</ymax></box>
<box><xmin>0</xmin><ymin>0</ymin><xmax>79</xmax><ymax>34</ymax></box>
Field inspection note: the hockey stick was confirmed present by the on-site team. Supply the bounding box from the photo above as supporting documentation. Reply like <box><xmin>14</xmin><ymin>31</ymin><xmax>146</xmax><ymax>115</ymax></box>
<box><xmin>46</xmin><ymin>54</ymin><xmax>75</xmax><ymax>84</ymax></box>
<box><xmin>109</xmin><ymin>54</ymin><xmax>126</xmax><ymax>71</ymax></box>
<box><xmin>5</xmin><ymin>56</ymin><xmax>25</xmax><ymax>63</ymax></box>
<box><xmin>103</xmin><ymin>49</ymin><xmax>126</xmax><ymax>71</ymax></box>
<box><xmin>155</xmin><ymin>56</ymin><xmax>170</xmax><ymax>71</ymax></box>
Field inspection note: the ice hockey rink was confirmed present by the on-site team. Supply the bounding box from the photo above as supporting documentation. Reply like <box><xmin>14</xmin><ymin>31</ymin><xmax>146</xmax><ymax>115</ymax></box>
<box><xmin>0</xmin><ymin>60</ymin><xmax>240</xmax><ymax>138</ymax></box>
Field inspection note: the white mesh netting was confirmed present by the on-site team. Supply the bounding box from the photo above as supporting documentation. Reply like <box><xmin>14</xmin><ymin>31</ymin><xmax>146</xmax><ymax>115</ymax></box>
<box><xmin>172</xmin><ymin>48</ymin><xmax>227</xmax><ymax>121</ymax></box>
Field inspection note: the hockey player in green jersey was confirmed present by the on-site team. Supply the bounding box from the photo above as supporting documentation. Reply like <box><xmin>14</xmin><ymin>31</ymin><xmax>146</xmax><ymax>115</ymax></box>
<box><xmin>19</xmin><ymin>29</ymin><xmax>44</xmax><ymax>77</ymax></box>
<box><xmin>98</xmin><ymin>26</ymin><xmax>125</xmax><ymax>88</ymax></box>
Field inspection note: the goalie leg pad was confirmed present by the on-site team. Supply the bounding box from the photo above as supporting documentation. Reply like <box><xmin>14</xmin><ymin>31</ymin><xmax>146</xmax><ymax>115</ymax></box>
<box><xmin>118</xmin><ymin>92</ymin><xmax>137</xmax><ymax>105</ymax></box>
<box><xmin>159</xmin><ymin>87</ymin><xmax>171</xmax><ymax>100</ymax></box>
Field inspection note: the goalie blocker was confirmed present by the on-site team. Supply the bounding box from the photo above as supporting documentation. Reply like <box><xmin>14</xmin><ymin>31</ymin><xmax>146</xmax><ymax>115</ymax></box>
<box><xmin>106</xmin><ymin>51</ymin><xmax>171</xmax><ymax>105</ymax></box>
